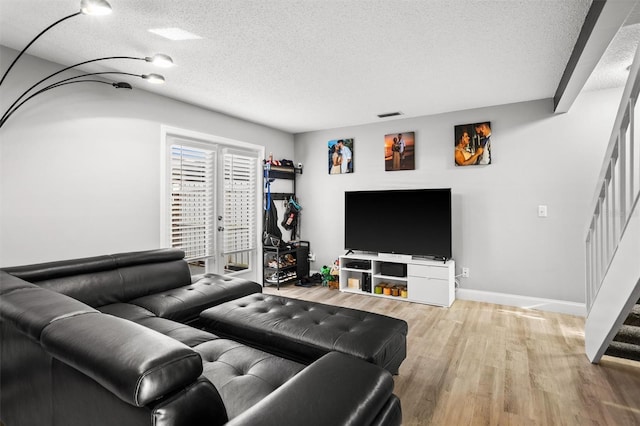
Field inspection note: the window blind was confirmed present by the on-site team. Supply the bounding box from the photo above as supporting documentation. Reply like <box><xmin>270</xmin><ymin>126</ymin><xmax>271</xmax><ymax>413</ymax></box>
<box><xmin>223</xmin><ymin>151</ymin><xmax>257</xmax><ymax>255</ymax></box>
<box><xmin>170</xmin><ymin>144</ymin><xmax>215</xmax><ymax>261</ymax></box>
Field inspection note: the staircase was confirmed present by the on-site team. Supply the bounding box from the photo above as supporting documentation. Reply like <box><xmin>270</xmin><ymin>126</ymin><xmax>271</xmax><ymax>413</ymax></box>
<box><xmin>605</xmin><ymin>301</ymin><xmax>640</xmax><ymax>362</ymax></box>
<box><xmin>583</xmin><ymin>43</ymin><xmax>640</xmax><ymax>364</ymax></box>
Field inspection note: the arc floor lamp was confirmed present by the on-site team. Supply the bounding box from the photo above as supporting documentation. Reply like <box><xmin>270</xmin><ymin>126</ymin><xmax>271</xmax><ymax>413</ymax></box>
<box><xmin>0</xmin><ymin>0</ymin><xmax>173</xmax><ymax>129</ymax></box>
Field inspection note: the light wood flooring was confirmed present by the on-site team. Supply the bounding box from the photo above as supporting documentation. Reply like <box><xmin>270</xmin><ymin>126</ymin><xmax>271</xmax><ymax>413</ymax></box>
<box><xmin>263</xmin><ymin>284</ymin><xmax>640</xmax><ymax>426</ymax></box>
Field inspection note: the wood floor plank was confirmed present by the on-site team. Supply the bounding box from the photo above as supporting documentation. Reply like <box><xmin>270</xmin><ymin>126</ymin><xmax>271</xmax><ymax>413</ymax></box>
<box><xmin>263</xmin><ymin>285</ymin><xmax>640</xmax><ymax>425</ymax></box>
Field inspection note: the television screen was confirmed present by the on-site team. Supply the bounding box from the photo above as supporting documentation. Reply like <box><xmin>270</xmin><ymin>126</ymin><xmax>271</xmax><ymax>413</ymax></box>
<box><xmin>344</xmin><ymin>188</ymin><xmax>452</xmax><ymax>259</ymax></box>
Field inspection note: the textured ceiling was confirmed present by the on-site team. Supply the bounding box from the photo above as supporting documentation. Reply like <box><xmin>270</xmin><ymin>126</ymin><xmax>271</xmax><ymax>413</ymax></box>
<box><xmin>0</xmin><ymin>0</ymin><xmax>637</xmax><ymax>134</ymax></box>
<box><xmin>583</xmin><ymin>4</ymin><xmax>640</xmax><ymax>91</ymax></box>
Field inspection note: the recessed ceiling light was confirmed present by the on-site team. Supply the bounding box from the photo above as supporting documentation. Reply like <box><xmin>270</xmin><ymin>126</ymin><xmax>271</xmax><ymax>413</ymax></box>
<box><xmin>148</xmin><ymin>27</ymin><xmax>202</xmax><ymax>41</ymax></box>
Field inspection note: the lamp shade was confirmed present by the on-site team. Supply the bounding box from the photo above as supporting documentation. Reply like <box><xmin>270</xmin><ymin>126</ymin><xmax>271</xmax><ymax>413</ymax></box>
<box><xmin>142</xmin><ymin>74</ymin><xmax>166</xmax><ymax>84</ymax></box>
<box><xmin>147</xmin><ymin>54</ymin><xmax>174</xmax><ymax>68</ymax></box>
<box><xmin>80</xmin><ymin>0</ymin><xmax>112</xmax><ymax>16</ymax></box>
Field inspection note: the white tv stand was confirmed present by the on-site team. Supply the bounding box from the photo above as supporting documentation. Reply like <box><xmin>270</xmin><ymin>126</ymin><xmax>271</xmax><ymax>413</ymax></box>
<box><xmin>339</xmin><ymin>254</ymin><xmax>455</xmax><ymax>307</ymax></box>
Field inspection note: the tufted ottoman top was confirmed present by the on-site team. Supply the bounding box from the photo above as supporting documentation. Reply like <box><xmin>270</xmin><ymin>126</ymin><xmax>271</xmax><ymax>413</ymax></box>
<box><xmin>199</xmin><ymin>293</ymin><xmax>407</xmax><ymax>374</ymax></box>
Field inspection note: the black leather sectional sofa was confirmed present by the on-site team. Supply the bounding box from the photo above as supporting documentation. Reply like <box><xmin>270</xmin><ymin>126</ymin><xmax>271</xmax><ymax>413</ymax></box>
<box><xmin>0</xmin><ymin>249</ymin><xmax>403</xmax><ymax>426</ymax></box>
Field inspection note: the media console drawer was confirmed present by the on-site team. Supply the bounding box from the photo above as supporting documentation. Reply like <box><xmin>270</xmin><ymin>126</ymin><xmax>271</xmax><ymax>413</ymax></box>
<box><xmin>407</xmin><ymin>264</ymin><xmax>449</xmax><ymax>280</ymax></box>
<box><xmin>409</xmin><ymin>277</ymin><xmax>450</xmax><ymax>306</ymax></box>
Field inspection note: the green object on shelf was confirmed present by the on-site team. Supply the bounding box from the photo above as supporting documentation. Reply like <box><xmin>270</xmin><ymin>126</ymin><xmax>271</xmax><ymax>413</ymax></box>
<box><xmin>374</xmin><ymin>286</ymin><xmax>383</xmax><ymax>294</ymax></box>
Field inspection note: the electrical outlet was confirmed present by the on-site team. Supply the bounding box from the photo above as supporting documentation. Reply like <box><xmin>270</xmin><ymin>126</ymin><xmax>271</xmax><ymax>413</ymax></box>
<box><xmin>462</xmin><ymin>267</ymin><xmax>470</xmax><ymax>278</ymax></box>
<box><xmin>538</xmin><ymin>205</ymin><xmax>548</xmax><ymax>217</ymax></box>
<box><xmin>308</xmin><ymin>252</ymin><xmax>316</xmax><ymax>262</ymax></box>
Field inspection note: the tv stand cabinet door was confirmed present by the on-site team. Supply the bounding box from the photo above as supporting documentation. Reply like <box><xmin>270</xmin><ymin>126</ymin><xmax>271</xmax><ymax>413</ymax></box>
<box><xmin>407</xmin><ymin>264</ymin><xmax>454</xmax><ymax>307</ymax></box>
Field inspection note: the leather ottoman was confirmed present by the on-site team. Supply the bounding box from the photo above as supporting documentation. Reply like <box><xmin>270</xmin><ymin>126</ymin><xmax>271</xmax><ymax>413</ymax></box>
<box><xmin>199</xmin><ymin>293</ymin><xmax>407</xmax><ymax>374</ymax></box>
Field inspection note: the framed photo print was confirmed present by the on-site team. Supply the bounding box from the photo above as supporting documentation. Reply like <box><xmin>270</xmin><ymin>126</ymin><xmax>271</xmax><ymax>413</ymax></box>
<box><xmin>384</xmin><ymin>132</ymin><xmax>415</xmax><ymax>171</ymax></box>
<box><xmin>328</xmin><ymin>138</ymin><xmax>354</xmax><ymax>174</ymax></box>
<box><xmin>454</xmin><ymin>121</ymin><xmax>491</xmax><ymax>166</ymax></box>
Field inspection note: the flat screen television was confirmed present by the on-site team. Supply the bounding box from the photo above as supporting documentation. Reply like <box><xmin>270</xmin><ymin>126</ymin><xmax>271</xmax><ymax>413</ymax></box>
<box><xmin>344</xmin><ymin>188</ymin><xmax>452</xmax><ymax>260</ymax></box>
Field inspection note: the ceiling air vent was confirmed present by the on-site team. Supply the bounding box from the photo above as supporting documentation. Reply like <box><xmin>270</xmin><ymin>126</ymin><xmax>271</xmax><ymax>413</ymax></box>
<box><xmin>377</xmin><ymin>112</ymin><xmax>403</xmax><ymax>118</ymax></box>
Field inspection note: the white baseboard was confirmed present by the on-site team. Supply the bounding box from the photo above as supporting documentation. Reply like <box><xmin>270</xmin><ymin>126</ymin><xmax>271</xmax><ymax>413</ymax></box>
<box><xmin>456</xmin><ymin>288</ymin><xmax>586</xmax><ymax>317</ymax></box>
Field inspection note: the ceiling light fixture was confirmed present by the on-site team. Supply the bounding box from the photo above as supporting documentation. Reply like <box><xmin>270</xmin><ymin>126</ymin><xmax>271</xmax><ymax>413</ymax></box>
<box><xmin>148</xmin><ymin>27</ymin><xmax>203</xmax><ymax>41</ymax></box>
<box><xmin>0</xmin><ymin>0</ymin><xmax>172</xmax><ymax>130</ymax></box>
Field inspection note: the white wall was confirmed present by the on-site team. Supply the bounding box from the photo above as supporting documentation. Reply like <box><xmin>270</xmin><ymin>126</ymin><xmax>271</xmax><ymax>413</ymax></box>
<box><xmin>1</xmin><ymin>47</ymin><xmax>624</xmax><ymax>307</ymax></box>
<box><xmin>293</xmin><ymin>89</ymin><xmax>623</xmax><ymax>305</ymax></box>
<box><xmin>0</xmin><ymin>47</ymin><xmax>294</xmax><ymax>266</ymax></box>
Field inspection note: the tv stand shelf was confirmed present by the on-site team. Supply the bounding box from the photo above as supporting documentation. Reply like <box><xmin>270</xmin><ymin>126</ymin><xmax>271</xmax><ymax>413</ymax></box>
<box><xmin>339</xmin><ymin>254</ymin><xmax>455</xmax><ymax>307</ymax></box>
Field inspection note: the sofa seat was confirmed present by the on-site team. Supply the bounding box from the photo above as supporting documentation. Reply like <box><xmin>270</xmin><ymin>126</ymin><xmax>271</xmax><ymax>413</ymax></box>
<box><xmin>195</xmin><ymin>339</ymin><xmax>305</xmax><ymax>420</ymax></box>
<box><xmin>99</xmin><ymin>303</ymin><xmax>218</xmax><ymax>347</ymax></box>
<box><xmin>127</xmin><ymin>274</ymin><xmax>262</xmax><ymax>324</ymax></box>
<box><xmin>199</xmin><ymin>293</ymin><xmax>408</xmax><ymax>374</ymax></box>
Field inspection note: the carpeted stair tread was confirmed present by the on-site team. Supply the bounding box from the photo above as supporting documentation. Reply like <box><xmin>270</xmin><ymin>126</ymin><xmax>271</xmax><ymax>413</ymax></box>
<box><xmin>612</xmin><ymin>324</ymin><xmax>640</xmax><ymax>345</ymax></box>
<box><xmin>623</xmin><ymin>304</ymin><xmax>640</xmax><ymax>327</ymax></box>
<box><xmin>605</xmin><ymin>341</ymin><xmax>640</xmax><ymax>362</ymax></box>
<box><xmin>606</xmin><ymin>304</ymin><xmax>640</xmax><ymax>362</ymax></box>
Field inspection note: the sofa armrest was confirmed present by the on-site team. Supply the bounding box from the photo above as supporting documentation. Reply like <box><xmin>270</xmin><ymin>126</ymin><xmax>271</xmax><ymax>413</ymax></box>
<box><xmin>41</xmin><ymin>311</ymin><xmax>203</xmax><ymax>407</ymax></box>
<box><xmin>226</xmin><ymin>351</ymin><xmax>401</xmax><ymax>426</ymax></box>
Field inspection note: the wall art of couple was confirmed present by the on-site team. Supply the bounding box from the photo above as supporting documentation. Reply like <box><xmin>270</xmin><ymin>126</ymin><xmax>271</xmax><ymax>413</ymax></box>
<box><xmin>454</xmin><ymin>121</ymin><xmax>492</xmax><ymax>166</ymax></box>
<box><xmin>328</xmin><ymin>138</ymin><xmax>354</xmax><ymax>174</ymax></box>
<box><xmin>384</xmin><ymin>132</ymin><xmax>415</xmax><ymax>171</ymax></box>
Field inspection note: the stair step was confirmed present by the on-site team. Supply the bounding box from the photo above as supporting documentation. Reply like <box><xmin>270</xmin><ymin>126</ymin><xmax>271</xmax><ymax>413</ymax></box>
<box><xmin>605</xmin><ymin>341</ymin><xmax>640</xmax><ymax>362</ymax></box>
<box><xmin>612</xmin><ymin>324</ymin><xmax>640</xmax><ymax>344</ymax></box>
<box><xmin>624</xmin><ymin>304</ymin><xmax>640</xmax><ymax>327</ymax></box>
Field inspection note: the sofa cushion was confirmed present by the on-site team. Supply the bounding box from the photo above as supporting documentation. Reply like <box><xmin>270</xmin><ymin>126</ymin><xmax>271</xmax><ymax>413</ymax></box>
<box><xmin>0</xmin><ymin>270</ymin><xmax>43</xmax><ymax>295</ymax></box>
<box><xmin>118</xmin><ymin>259</ymin><xmax>192</xmax><ymax>302</ymax></box>
<box><xmin>35</xmin><ymin>270</ymin><xmax>126</xmax><ymax>307</ymax></box>
<box><xmin>111</xmin><ymin>249</ymin><xmax>186</xmax><ymax>268</ymax></box>
<box><xmin>128</xmin><ymin>274</ymin><xmax>262</xmax><ymax>324</ymax></box>
<box><xmin>98</xmin><ymin>302</ymin><xmax>157</xmax><ymax>322</ymax></box>
<box><xmin>99</xmin><ymin>303</ymin><xmax>219</xmax><ymax>348</ymax></box>
<box><xmin>3</xmin><ymin>256</ymin><xmax>124</xmax><ymax>307</ymax></box>
<box><xmin>3</xmin><ymin>255</ymin><xmax>117</xmax><ymax>282</ymax></box>
<box><xmin>194</xmin><ymin>339</ymin><xmax>304</xmax><ymax>420</ymax></box>
<box><xmin>2</xmin><ymin>249</ymin><xmax>192</xmax><ymax>308</ymax></box>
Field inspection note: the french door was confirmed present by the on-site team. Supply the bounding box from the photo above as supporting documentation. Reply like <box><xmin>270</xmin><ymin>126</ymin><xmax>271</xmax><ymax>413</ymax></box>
<box><xmin>161</xmin><ymin>126</ymin><xmax>263</xmax><ymax>281</ymax></box>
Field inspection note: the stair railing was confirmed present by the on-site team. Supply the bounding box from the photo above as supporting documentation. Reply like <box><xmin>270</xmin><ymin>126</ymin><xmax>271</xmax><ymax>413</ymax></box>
<box><xmin>584</xmin><ymin>44</ymin><xmax>640</xmax><ymax>362</ymax></box>
<box><xmin>586</xmin><ymin>44</ymin><xmax>640</xmax><ymax>313</ymax></box>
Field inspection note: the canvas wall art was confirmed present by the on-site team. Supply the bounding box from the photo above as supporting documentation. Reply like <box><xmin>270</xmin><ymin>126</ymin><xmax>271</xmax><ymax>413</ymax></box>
<box><xmin>454</xmin><ymin>121</ymin><xmax>492</xmax><ymax>166</ymax></box>
<box><xmin>384</xmin><ymin>132</ymin><xmax>415</xmax><ymax>171</ymax></box>
<box><xmin>327</xmin><ymin>138</ymin><xmax>354</xmax><ymax>174</ymax></box>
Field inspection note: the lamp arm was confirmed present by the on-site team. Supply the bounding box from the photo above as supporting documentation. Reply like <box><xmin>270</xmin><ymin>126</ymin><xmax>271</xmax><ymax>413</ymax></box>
<box><xmin>0</xmin><ymin>11</ymin><xmax>82</xmax><ymax>87</ymax></box>
<box><xmin>0</xmin><ymin>72</ymin><xmax>139</xmax><ymax>128</ymax></box>
<box><xmin>0</xmin><ymin>80</ymin><xmax>115</xmax><ymax>129</ymax></box>
<box><xmin>1</xmin><ymin>56</ymin><xmax>144</xmax><ymax>125</ymax></box>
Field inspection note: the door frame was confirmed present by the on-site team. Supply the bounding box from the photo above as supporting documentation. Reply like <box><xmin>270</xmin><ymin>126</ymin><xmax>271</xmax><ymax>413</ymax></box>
<box><xmin>160</xmin><ymin>125</ymin><xmax>265</xmax><ymax>282</ymax></box>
